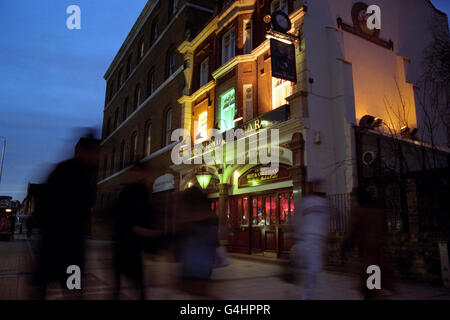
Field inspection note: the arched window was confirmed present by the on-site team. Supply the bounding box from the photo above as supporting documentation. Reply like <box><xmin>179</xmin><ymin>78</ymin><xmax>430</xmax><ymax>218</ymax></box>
<box><xmin>164</xmin><ymin>108</ymin><xmax>173</xmax><ymax>146</ymax></box>
<box><xmin>167</xmin><ymin>49</ymin><xmax>176</xmax><ymax>77</ymax></box>
<box><xmin>137</xmin><ymin>38</ymin><xmax>145</xmax><ymax>63</ymax></box>
<box><xmin>134</xmin><ymin>84</ymin><xmax>141</xmax><ymax>110</ymax></box>
<box><xmin>110</xmin><ymin>148</ymin><xmax>116</xmax><ymax>175</ymax></box>
<box><xmin>103</xmin><ymin>156</ymin><xmax>108</xmax><ymax>179</ymax></box>
<box><xmin>170</xmin><ymin>0</ymin><xmax>179</xmax><ymax>17</ymax></box>
<box><xmin>118</xmin><ymin>68</ymin><xmax>123</xmax><ymax>87</ymax></box>
<box><xmin>130</xmin><ymin>132</ymin><xmax>138</xmax><ymax>163</ymax></box>
<box><xmin>120</xmin><ymin>141</ymin><xmax>126</xmax><ymax>170</ymax></box>
<box><xmin>105</xmin><ymin>117</ymin><xmax>111</xmax><ymax>137</ymax></box>
<box><xmin>150</xmin><ymin>16</ymin><xmax>159</xmax><ymax>44</ymax></box>
<box><xmin>113</xmin><ymin>108</ymin><xmax>119</xmax><ymax>130</ymax></box>
<box><xmin>144</xmin><ymin>121</ymin><xmax>152</xmax><ymax>156</ymax></box>
<box><xmin>147</xmin><ymin>70</ymin><xmax>155</xmax><ymax>97</ymax></box>
<box><xmin>123</xmin><ymin>97</ymin><xmax>129</xmax><ymax>121</ymax></box>
<box><xmin>126</xmin><ymin>53</ymin><xmax>132</xmax><ymax>77</ymax></box>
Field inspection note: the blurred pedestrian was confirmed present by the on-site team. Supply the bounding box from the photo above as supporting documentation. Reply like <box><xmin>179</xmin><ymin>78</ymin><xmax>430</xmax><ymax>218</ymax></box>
<box><xmin>34</xmin><ymin>133</ymin><xmax>99</xmax><ymax>299</ymax></box>
<box><xmin>175</xmin><ymin>187</ymin><xmax>219</xmax><ymax>298</ymax></box>
<box><xmin>112</xmin><ymin>164</ymin><xmax>161</xmax><ymax>300</ymax></box>
<box><xmin>344</xmin><ymin>187</ymin><xmax>395</xmax><ymax>300</ymax></box>
<box><xmin>292</xmin><ymin>180</ymin><xmax>331</xmax><ymax>300</ymax></box>
<box><xmin>26</xmin><ymin>215</ymin><xmax>33</xmax><ymax>239</ymax></box>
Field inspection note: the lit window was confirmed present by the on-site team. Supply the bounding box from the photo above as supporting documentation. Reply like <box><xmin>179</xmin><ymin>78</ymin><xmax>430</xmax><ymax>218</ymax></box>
<box><xmin>222</xmin><ymin>28</ymin><xmax>236</xmax><ymax>64</ymax></box>
<box><xmin>243</xmin><ymin>20</ymin><xmax>253</xmax><ymax>54</ymax></box>
<box><xmin>165</xmin><ymin>108</ymin><xmax>173</xmax><ymax>146</ymax></box>
<box><xmin>220</xmin><ymin>88</ymin><xmax>236</xmax><ymax>132</ymax></box>
<box><xmin>199</xmin><ymin>58</ymin><xmax>209</xmax><ymax>87</ymax></box>
<box><xmin>130</xmin><ymin>133</ymin><xmax>138</xmax><ymax>163</ymax></box>
<box><xmin>145</xmin><ymin>122</ymin><xmax>152</xmax><ymax>156</ymax></box>
<box><xmin>196</xmin><ymin>111</ymin><xmax>208</xmax><ymax>144</ymax></box>
<box><xmin>271</xmin><ymin>0</ymin><xmax>288</xmax><ymax>14</ymax></box>
<box><xmin>272</xmin><ymin>77</ymin><xmax>293</xmax><ymax>109</ymax></box>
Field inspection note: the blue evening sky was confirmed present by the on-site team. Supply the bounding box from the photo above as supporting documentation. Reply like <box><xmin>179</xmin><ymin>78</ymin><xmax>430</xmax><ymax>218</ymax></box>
<box><xmin>0</xmin><ymin>1</ymin><xmax>449</xmax><ymax>201</ymax></box>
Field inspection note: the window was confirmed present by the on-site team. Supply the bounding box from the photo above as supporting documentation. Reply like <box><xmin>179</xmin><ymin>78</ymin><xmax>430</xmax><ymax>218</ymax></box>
<box><xmin>164</xmin><ymin>108</ymin><xmax>173</xmax><ymax>146</ymax></box>
<box><xmin>137</xmin><ymin>38</ymin><xmax>145</xmax><ymax>63</ymax></box>
<box><xmin>103</xmin><ymin>156</ymin><xmax>108</xmax><ymax>179</ymax></box>
<box><xmin>271</xmin><ymin>0</ymin><xmax>288</xmax><ymax>14</ymax></box>
<box><xmin>145</xmin><ymin>122</ymin><xmax>152</xmax><ymax>156</ymax></box>
<box><xmin>123</xmin><ymin>98</ymin><xmax>129</xmax><ymax>121</ymax></box>
<box><xmin>219</xmin><ymin>88</ymin><xmax>236</xmax><ymax>132</ymax></box>
<box><xmin>110</xmin><ymin>149</ymin><xmax>115</xmax><ymax>175</ymax></box>
<box><xmin>130</xmin><ymin>132</ymin><xmax>138</xmax><ymax>163</ymax></box>
<box><xmin>120</xmin><ymin>141</ymin><xmax>126</xmax><ymax>169</ymax></box>
<box><xmin>195</xmin><ymin>111</ymin><xmax>208</xmax><ymax>144</ymax></box>
<box><xmin>109</xmin><ymin>80</ymin><xmax>115</xmax><ymax>101</ymax></box>
<box><xmin>134</xmin><ymin>85</ymin><xmax>141</xmax><ymax>110</ymax></box>
<box><xmin>150</xmin><ymin>17</ymin><xmax>159</xmax><ymax>44</ymax></box>
<box><xmin>113</xmin><ymin>109</ymin><xmax>119</xmax><ymax>130</ymax></box>
<box><xmin>105</xmin><ymin>118</ymin><xmax>111</xmax><ymax>137</ymax></box>
<box><xmin>126</xmin><ymin>54</ymin><xmax>132</xmax><ymax>77</ymax></box>
<box><xmin>272</xmin><ymin>77</ymin><xmax>293</xmax><ymax>109</ymax></box>
<box><xmin>147</xmin><ymin>70</ymin><xmax>155</xmax><ymax>97</ymax></box>
<box><xmin>199</xmin><ymin>58</ymin><xmax>209</xmax><ymax>87</ymax></box>
<box><xmin>118</xmin><ymin>69</ymin><xmax>123</xmax><ymax>87</ymax></box>
<box><xmin>168</xmin><ymin>50</ymin><xmax>176</xmax><ymax>76</ymax></box>
<box><xmin>170</xmin><ymin>0</ymin><xmax>179</xmax><ymax>17</ymax></box>
<box><xmin>243</xmin><ymin>20</ymin><xmax>253</xmax><ymax>54</ymax></box>
<box><xmin>222</xmin><ymin>28</ymin><xmax>236</xmax><ymax>64</ymax></box>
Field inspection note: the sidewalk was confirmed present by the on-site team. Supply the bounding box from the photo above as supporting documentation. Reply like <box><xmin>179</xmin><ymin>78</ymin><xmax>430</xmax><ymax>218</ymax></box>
<box><xmin>1</xmin><ymin>237</ymin><xmax>449</xmax><ymax>300</ymax></box>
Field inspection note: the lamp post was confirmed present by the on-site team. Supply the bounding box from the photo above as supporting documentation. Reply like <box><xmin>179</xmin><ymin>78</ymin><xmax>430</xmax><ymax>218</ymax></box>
<box><xmin>0</xmin><ymin>137</ymin><xmax>6</xmax><ymax>184</ymax></box>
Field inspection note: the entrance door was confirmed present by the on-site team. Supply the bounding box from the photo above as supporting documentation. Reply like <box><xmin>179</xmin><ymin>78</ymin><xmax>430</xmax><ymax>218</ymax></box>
<box><xmin>250</xmin><ymin>196</ymin><xmax>263</xmax><ymax>253</ymax></box>
<box><xmin>230</xmin><ymin>197</ymin><xmax>251</xmax><ymax>254</ymax></box>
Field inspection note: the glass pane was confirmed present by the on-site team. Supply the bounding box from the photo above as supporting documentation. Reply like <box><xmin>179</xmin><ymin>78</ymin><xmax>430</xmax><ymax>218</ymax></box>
<box><xmin>280</xmin><ymin>193</ymin><xmax>290</xmax><ymax>224</ymax></box>
<box><xmin>242</xmin><ymin>197</ymin><xmax>249</xmax><ymax>226</ymax></box>
<box><xmin>220</xmin><ymin>88</ymin><xmax>235</xmax><ymax>132</ymax></box>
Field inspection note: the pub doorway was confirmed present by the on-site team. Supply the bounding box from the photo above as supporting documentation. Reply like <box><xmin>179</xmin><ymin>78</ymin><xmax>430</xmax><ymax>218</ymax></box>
<box><xmin>223</xmin><ymin>190</ymin><xmax>295</xmax><ymax>257</ymax></box>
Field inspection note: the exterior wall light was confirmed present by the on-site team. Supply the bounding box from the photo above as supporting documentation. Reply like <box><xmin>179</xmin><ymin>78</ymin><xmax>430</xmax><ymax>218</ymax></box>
<box><xmin>196</xmin><ymin>168</ymin><xmax>212</xmax><ymax>190</ymax></box>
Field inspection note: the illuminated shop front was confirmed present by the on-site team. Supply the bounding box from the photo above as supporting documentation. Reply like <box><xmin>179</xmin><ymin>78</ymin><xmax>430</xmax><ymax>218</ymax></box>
<box><xmin>175</xmin><ymin>105</ymin><xmax>305</xmax><ymax>258</ymax></box>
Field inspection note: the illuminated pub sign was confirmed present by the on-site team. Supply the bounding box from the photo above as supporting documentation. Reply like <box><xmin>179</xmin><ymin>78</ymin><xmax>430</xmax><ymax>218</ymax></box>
<box><xmin>238</xmin><ymin>165</ymin><xmax>291</xmax><ymax>188</ymax></box>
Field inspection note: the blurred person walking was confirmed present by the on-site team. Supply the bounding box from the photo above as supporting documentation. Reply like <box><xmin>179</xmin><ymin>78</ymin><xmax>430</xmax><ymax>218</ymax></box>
<box><xmin>292</xmin><ymin>181</ymin><xmax>331</xmax><ymax>300</ymax></box>
<box><xmin>343</xmin><ymin>187</ymin><xmax>395</xmax><ymax>300</ymax></box>
<box><xmin>112</xmin><ymin>164</ymin><xmax>161</xmax><ymax>300</ymax></box>
<box><xmin>34</xmin><ymin>133</ymin><xmax>99</xmax><ymax>299</ymax></box>
<box><xmin>175</xmin><ymin>187</ymin><xmax>219</xmax><ymax>298</ymax></box>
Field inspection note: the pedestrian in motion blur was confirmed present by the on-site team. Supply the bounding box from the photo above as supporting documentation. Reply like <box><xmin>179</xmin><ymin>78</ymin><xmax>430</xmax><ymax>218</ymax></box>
<box><xmin>175</xmin><ymin>187</ymin><xmax>219</xmax><ymax>298</ymax></box>
<box><xmin>34</xmin><ymin>132</ymin><xmax>99</xmax><ymax>299</ymax></box>
<box><xmin>292</xmin><ymin>180</ymin><xmax>331</xmax><ymax>300</ymax></box>
<box><xmin>343</xmin><ymin>187</ymin><xmax>395</xmax><ymax>300</ymax></box>
<box><xmin>112</xmin><ymin>164</ymin><xmax>161</xmax><ymax>300</ymax></box>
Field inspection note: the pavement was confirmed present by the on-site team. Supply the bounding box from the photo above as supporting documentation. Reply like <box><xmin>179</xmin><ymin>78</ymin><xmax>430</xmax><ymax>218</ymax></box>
<box><xmin>1</xmin><ymin>233</ymin><xmax>449</xmax><ymax>300</ymax></box>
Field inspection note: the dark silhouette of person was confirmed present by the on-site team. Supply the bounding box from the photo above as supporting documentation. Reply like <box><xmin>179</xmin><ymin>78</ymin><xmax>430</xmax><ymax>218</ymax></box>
<box><xmin>26</xmin><ymin>215</ymin><xmax>33</xmax><ymax>239</ymax></box>
<box><xmin>34</xmin><ymin>135</ymin><xmax>99</xmax><ymax>299</ymax></box>
<box><xmin>175</xmin><ymin>187</ymin><xmax>219</xmax><ymax>298</ymax></box>
<box><xmin>344</xmin><ymin>187</ymin><xmax>395</xmax><ymax>300</ymax></box>
<box><xmin>112</xmin><ymin>164</ymin><xmax>160</xmax><ymax>300</ymax></box>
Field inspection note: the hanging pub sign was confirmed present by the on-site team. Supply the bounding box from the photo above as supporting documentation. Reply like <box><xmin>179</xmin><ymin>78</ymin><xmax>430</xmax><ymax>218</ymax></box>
<box><xmin>270</xmin><ymin>38</ymin><xmax>297</xmax><ymax>83</ymax></box>
<box><xmin>238</xmin><ymin>165</ymin><xmax>291</xmax><ymax>188</ymax></box>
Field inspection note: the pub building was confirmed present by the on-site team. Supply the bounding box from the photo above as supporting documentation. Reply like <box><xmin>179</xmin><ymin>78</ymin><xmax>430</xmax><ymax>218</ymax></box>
<box><xmin>96</xmin><ymin>0</ymin><xmax>450</xmax><ymax>277</ymax></box>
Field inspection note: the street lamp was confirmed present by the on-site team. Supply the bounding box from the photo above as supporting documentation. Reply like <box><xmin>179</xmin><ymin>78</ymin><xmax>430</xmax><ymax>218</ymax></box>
<box><xmin>0</xmin><ymin>137</ymin><xmax>6</xmax><ymax>184</ymax></box>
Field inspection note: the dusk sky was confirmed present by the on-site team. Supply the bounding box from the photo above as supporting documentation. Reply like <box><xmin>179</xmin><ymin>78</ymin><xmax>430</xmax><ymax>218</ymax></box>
<box><xmin>0</xmin><ymin>0</ymin><xmax>449</xmax><ymax>202</ymax></box>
